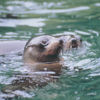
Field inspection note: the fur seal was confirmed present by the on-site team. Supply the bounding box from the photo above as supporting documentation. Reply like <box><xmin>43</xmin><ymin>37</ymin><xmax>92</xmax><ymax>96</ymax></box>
<box><xmin>23</xmin><ymin>35</ymin><xmax>63</xmax><ymax>73</ymax></box>
<box><xmin>1</xmin><ymin>35</ymin><xmax>64</xmax><ymax>98</ymax></box>
<box><xmin>58</xmin><ymin>35</ymin><xmax>82</xmax><ymax>52</ymax></box>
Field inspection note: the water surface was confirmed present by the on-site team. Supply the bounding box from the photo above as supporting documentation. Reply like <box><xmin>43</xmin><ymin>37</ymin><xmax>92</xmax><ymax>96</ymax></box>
<box><xmin>0</xmin><ymin>0</ymin><xmax>100</xmax><ymax>100</ymax></box>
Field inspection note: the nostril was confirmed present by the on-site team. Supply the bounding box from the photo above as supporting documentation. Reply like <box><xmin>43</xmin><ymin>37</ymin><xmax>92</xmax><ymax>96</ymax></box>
<box><xmin>59</xmin><ymin>39</ymin><xmax>63</xmax><ymax>45</ymax></box>
<box><xmin>72</xmin><ymin>39</ymin><xmax>77</xmax><ymax>44</ymax></box>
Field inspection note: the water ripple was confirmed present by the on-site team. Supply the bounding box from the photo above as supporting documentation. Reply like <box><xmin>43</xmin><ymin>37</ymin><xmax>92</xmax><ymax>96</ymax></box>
<box><xmin>0</xmin><ymin>18</ymin><xmax>46</xmax><ymax>27</ymax></box>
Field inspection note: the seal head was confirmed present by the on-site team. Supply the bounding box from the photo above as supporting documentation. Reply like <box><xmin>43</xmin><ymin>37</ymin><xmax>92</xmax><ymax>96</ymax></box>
<box><xmin>59</xmin><ymin>35</ymin><xmax>82</xmax><ymax>51</ymax></box>
<box><xmin>23</xmin><ymin>35</ymin><xmax>63</xmax><ymax>64</ymax></box>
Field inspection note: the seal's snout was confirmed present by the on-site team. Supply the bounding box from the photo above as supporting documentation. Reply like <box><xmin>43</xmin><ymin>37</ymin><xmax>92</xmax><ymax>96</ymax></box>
<box><xmin>47</xmin><ymin>39</ymin><xmax>63</xmax><ymax>56</ymax></box>
<box><xmin>59</xmin><ymin>39</ymin><xmax>63</xmax><ymax>45</ymax></box>
<box><xmin>71</xmin><ymin>37</ymin><xmax>82</xmax><ymax>48</ymax></box>
<box><xmin>71</xmin><ymin>39</ymin><xmax>78</xmax><ymax>48</ymax></box>
<box><xmin>55</xmin><ymin>39</ymin><xmax>63</xmax><ymax>54</ymax></box>
<box><xmin>57</xmin><ymin>39</ymin><xmax>63</xmax><ymax>49</ymax></box>
<box><xmin>72</xmin><ymin>39</ymin><xmax>77</xmax><ymax>44</ymax></box>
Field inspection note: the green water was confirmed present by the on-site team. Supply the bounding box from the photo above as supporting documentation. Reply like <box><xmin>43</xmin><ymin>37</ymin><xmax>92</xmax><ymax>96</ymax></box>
<box><xmin>0</xmin><ymin>0</ymin><xmax>100</xmax><ymax>100</ymax></box>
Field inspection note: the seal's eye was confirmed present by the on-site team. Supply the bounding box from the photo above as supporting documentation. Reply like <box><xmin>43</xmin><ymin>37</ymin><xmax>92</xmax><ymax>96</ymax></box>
<box><xmin>70</xmin><ymin>35</ymin><xmax>75</xmax><ymax>38</ymax></box>
<box><xmin>80</xmin><ymin>38</ymin><xmax>82</xmax><ymax>42</ymax></box>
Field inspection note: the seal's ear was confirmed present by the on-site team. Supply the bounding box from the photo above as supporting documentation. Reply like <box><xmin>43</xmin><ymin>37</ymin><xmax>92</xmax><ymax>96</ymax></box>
<box><xmin>41</xmin><ymin>40</ymin><xmax>49</xmax><ymax>46</ymax></box>
<box><xmin>39</xmin><ymin>39</ymin><xmax>49</xmax><ymax>48</ymax></box>
<box><xmin>38</xmin><ymin>43</ymin><xmax>45</xmax><ymax>49</ymax></box>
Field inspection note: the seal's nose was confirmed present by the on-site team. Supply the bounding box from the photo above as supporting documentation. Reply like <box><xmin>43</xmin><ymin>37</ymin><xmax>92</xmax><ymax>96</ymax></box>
<box><xmin>59</xmin><ymin>39</ymin><xmax>63</xmax><ymax>45</ymax></box>
<box><xmin>71</xmin><ymin>39</ymin><xmax>78</xmax><ymax>48</ymax></box>
<box><xmin>72</xmin><ymin>39</ymin><xmax>77</xmax><ymax>44</ymax></box>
